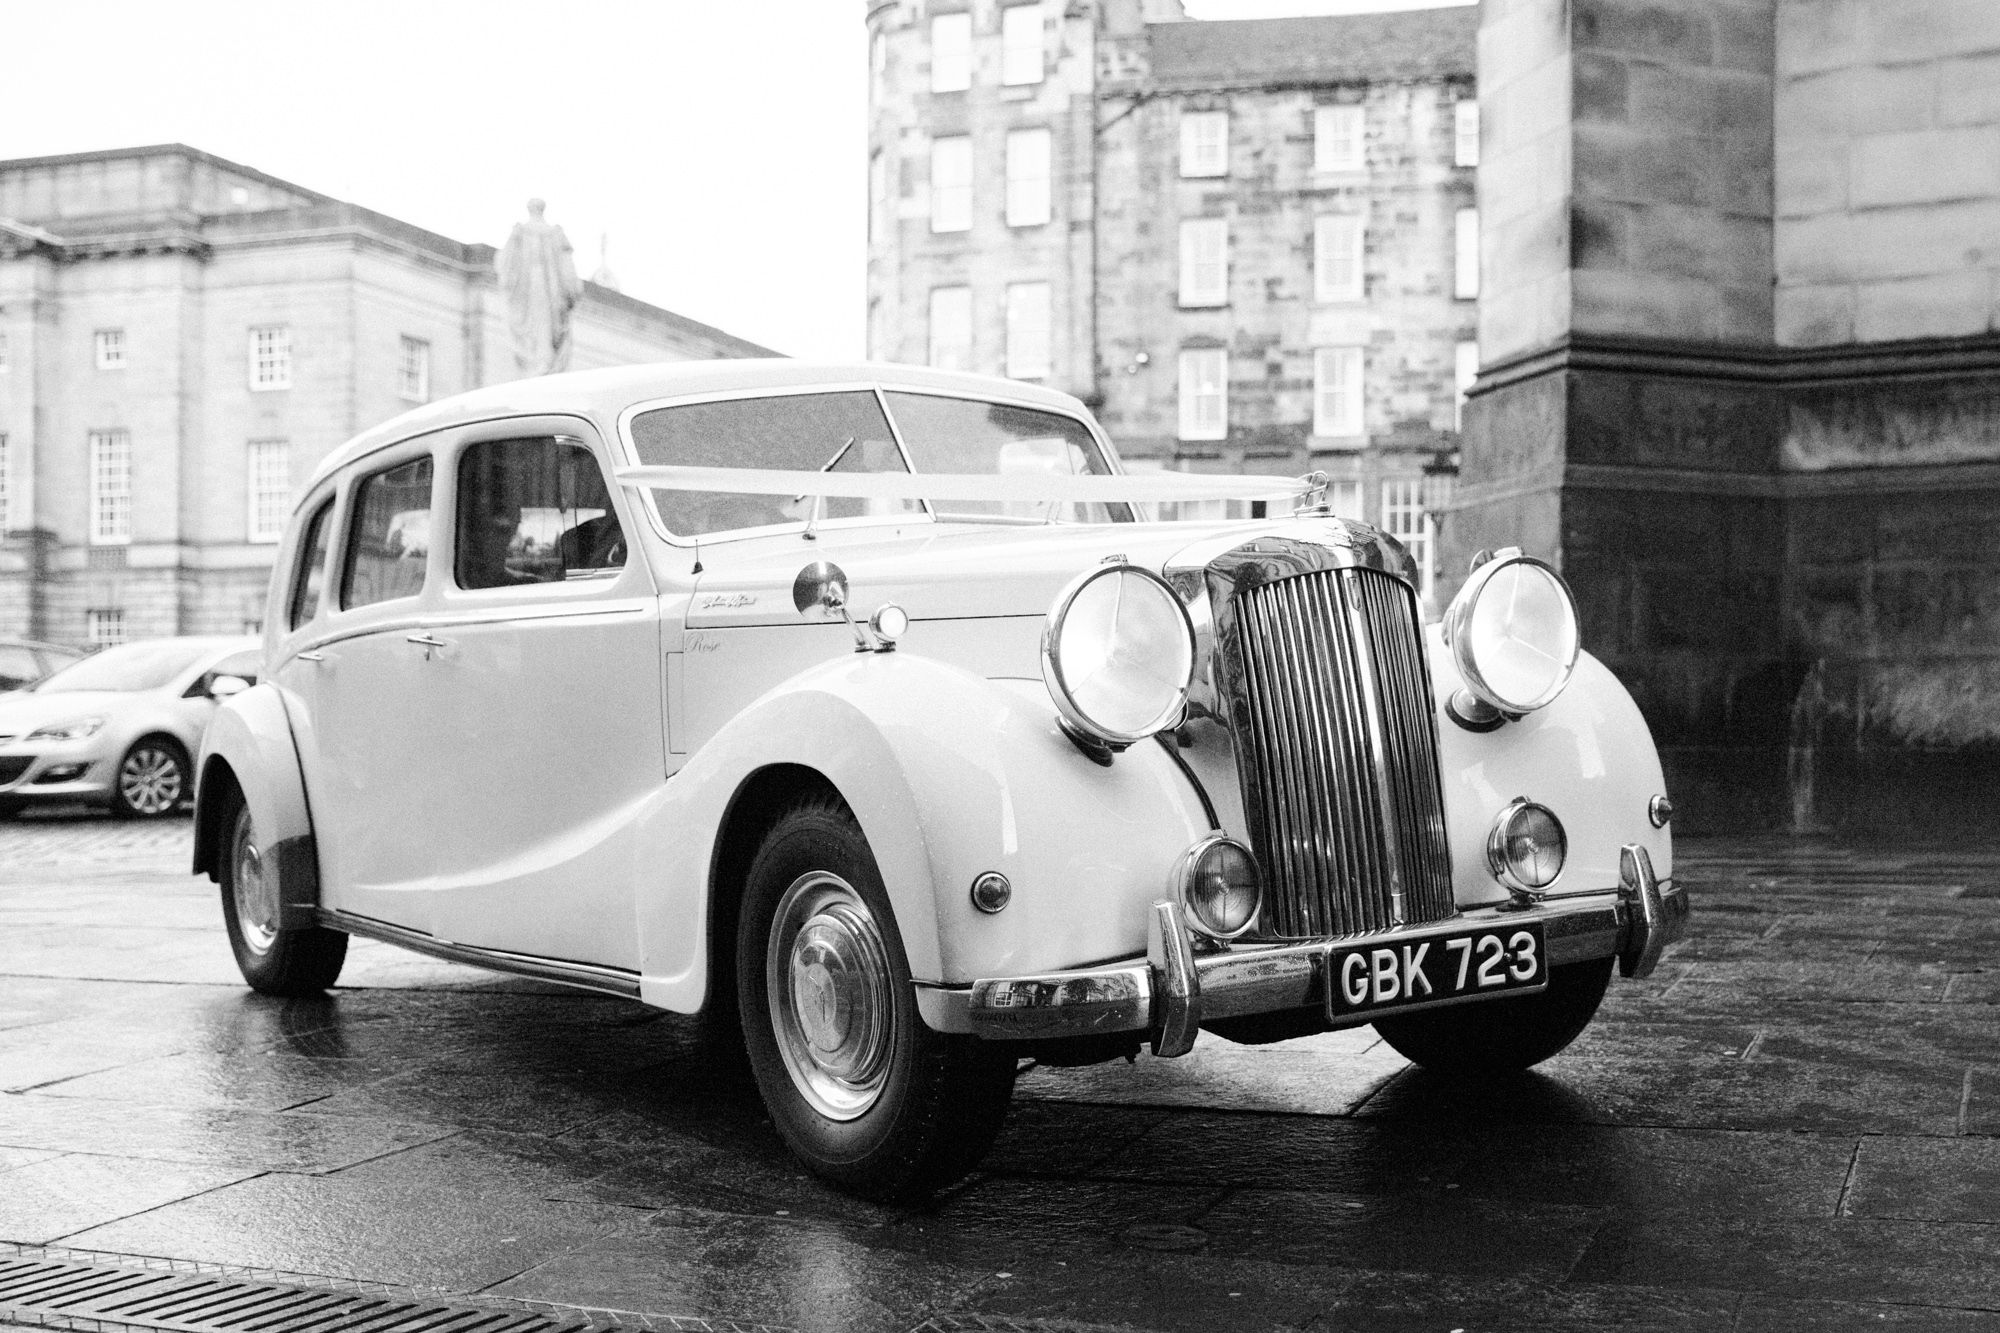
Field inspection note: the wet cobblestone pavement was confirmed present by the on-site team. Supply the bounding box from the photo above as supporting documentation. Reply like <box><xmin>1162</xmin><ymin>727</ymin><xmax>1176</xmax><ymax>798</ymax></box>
<box><xmin>2</xmin><ymin>810</ymin><xmax>1998</xmax><ymax>1331</ymax></box>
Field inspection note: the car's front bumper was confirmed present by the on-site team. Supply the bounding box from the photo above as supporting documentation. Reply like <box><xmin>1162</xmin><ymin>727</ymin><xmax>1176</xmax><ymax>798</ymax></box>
<box><xmin>0</xmin><ymin>745</ymin><xmax>113</xmax><ymax>804</ymax></box>
<box><xmin>916</xmin><ymin>843</ymin><xmax>1689</xmax><ymax>1057</ymax></box>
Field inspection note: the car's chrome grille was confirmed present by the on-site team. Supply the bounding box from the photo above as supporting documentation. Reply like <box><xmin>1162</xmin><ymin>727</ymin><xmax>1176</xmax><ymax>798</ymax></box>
<box><xmin>1230</xmin><ymin>567</ymin><xmax>1455</xmax><ymax>939</ymax></box>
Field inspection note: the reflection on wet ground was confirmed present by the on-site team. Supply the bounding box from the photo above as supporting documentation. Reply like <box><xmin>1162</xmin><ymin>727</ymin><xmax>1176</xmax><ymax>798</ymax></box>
<box><xmin>1</xmin><ymin>814</ymin><xmax>1998</xmax><ymax>1331</ymax></box>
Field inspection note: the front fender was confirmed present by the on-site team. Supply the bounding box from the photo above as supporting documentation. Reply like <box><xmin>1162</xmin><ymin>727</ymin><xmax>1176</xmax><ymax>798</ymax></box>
<box><xmin>193</xmin><ymin>683</ymin><xmax>314</xmax><ymax>882</ymax></box>
<box><xmin>1429</xmin><ymin>628</ymin><xmax>1673</xmax><ymax>907</ymax></box>
<box><xmin>636</xmin><ymin>652</ymin><xmax>1211</xmax><ymax>1011</ymax></box>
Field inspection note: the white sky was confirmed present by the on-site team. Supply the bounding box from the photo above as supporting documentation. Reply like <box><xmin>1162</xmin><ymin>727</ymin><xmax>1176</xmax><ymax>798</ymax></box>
<box><xmin>4</xmin><ymin>0</ymin><xmax>1472</xmax><ymax>361</ymax></box>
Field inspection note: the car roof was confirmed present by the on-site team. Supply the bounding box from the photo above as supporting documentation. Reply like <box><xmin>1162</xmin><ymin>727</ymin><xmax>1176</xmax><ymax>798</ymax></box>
<box><xmin>305</xmin><ymin>360</ymin><xmax>1098</xmax><ymax>491</ymax></box>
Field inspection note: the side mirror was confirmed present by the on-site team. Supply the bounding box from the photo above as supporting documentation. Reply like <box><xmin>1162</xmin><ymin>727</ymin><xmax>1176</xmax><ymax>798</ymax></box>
<box><xmin>208</xmin><ymin>675</ymin><xmax>250</xmax><ymax>700</ymax></box>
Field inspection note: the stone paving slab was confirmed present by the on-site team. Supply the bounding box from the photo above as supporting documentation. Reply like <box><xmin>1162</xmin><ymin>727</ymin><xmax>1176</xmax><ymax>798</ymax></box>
<box><xmin>1</xmin><ymin>811</ymin><xmax>1998</xmax><ymax>1331</ymax></box>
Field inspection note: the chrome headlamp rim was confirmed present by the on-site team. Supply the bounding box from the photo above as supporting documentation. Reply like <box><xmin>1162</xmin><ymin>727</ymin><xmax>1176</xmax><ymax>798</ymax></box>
<box><xmin>1442</xmin><ymin>550</ymin><xmax>1581</xmax><ymax>714</ymax></box>
<box><xmin>1040</xmin><ymin>562</ymin><xmax>1196</xmax><ymax>747</ymax></box>
<box><xmin>1485</xmin><ymin>797</ymin><xmax>1567</xmax><ymax>897</ymax></box>
<box><xmin>1170</xmin><ymin>833</ymin><xmax>1262</xmax><ymax>941</ymax></box>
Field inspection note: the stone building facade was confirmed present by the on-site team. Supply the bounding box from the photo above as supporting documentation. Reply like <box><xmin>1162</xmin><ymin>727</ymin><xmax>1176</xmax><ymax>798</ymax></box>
<box><xmin>865</xmin><ymin>0</ymin><xmax>1480</xmax><ymax>600</ymax></box>
<box><xmin>1457</xmin><ymin>0</ymin><xmax>2000</xmax><ymax>834</ymax></box>
<box><xmin>0</xmin><ymin>145</ymin><xmax>772</xmax><ymax>647</ymax></box>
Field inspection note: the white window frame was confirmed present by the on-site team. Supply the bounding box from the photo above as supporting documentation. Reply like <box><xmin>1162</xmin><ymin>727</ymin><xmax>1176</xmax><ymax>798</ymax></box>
<box><xmin>1178</xmin><ymin>348</ymin><xmax>1228</xmax><ymax>442</ymax></box>
<box><xmin>1005</xmin><ymin>128</ymin><xmax>1052</xmax><ymax>227</ymax></box>
<box><xmin>1178</xmin><ymin>218</ymin><xmax>1228</xmax><ymax>308</ymax></box>
<box><xmin>928</xmin><ymin>286</ymin><xmax>973</xmax><ymax>371</ymax></box>
<box><xmin>1381</xmin><ymin>477</ymin><xmax>1450</xmax><ymax>600</ymax></box>
<box><xmin>89</xmin><ymin>429</ymin><xmax>132</xmax><ymax>546</ymax></box>
<box><xmin>1313</xmin><ymin>347</ymin><xmax>1365</xmax><ymax>439</ymax></box>
<box><xmin>1005</xmin><ymin>281</ymin><xmax>1051</xmax><ymax>380</ymax></box>
<box><xmin>930</xmin><ymin>136</ymin><xmax>973</xmax><ymax>233</ymax></box>
<box><xmin>1179</xmin><ymin>110</ymin><xmax>1229</xmax><ymax>178</ymax></box>
<box><xmin>247</xmin><ymin>439</ymin><xmax>291</xmax><ymax>544</ymax></box>
<box><xmin>398</xmin><ymin>336</ymin><xmax>431</xmax><ymax>402</ymax></box>
<box><xmin>94</xmin><ymin>329</ymin><xmax>126</xmax><ymax>371</ymax></box>
<box><xmin>1455</xmin><ymin>99</ymin><xmax>1481</xmax><ymax>168</ymax></box>
<box><xmin>249</xmin><ymin>325</ymin><xmax>292</xmax><ymax>390</ymax></box>
<box><xmin>1455</xmin><ymin>339</ymin><xmax>1479</xmax><ymax>431</ymax></box>
<box><xmin>1314</xmin><ymin>215</ymin><xmax>1365</xmax><ymax>304</ymax></box>
<box><xmin>1314</xmin><ymin>104</ymin><xmax>1365</xmax><ymax>173</ymax></box>
<box><xmin>931</xmin><ymin>12</ymin><xmax>972</xmax><ymax>93</ymax></box>
<box><xmin>1001</xmin><ymin>4</ymin><xmax>1044</xmax><ymax>85</ymax></box>
<box><xmin>1455</xmin><ymin>208</ymin><xmax>1481</xmax><ymax>299</ymax></box>
<box><xmin>85</xmin><ymin>609</ymin><xmax>126</xmax><ymax>648</ymax></box>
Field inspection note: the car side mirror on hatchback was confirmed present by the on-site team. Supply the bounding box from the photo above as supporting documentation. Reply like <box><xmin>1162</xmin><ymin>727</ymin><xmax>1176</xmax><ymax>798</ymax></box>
<box><xmin>207</xmin><ymin>675</ymin><xmax>251</xmax><ymax>701</ymax></box>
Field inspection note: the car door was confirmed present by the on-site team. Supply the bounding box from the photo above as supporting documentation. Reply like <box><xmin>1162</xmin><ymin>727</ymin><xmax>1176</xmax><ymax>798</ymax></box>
<box><xmin>280</xmin><ymin>445</ymin><xmax>446</xmax><ymax>933</ymax></box>
<box><xmin>418</xmin><ymin>425</ymin><xmax>662</xmax><ymax>971</ymax></box>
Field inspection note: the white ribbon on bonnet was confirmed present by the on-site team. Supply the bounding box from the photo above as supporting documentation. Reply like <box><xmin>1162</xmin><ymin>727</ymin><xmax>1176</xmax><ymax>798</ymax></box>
<box><xmin>615</xmin><ymin>465</ymin><xmax>1306</xmax><ymax>504</ymax></box>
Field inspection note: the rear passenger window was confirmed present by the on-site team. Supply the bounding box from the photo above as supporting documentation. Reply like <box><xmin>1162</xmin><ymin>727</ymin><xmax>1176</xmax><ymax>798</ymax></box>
<box><xmin>289</xmin><ymin>498</ymin><xmax>335</xmax><ymax>630</ymax></box>
<box><xmin>342</xmin><ymin>456</ymin><xmax>433</xmax><ymax>609</ymax></box>
<box><xmin>455</xmin><ymin>438</ymin><xmax>626</xmax><ymax>590</ymax></box>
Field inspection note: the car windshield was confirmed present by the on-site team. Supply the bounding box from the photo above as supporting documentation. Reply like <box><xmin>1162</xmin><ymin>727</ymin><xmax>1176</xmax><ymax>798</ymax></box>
<box><xmin>35</xmin><ymin>641</ymin><xmax>213</xmax><ymax>694</ymax></box>
<box><xmin>627</xmin><ymin>388</ymin><xmax>1130</xmax><ymax>537</ymax></box>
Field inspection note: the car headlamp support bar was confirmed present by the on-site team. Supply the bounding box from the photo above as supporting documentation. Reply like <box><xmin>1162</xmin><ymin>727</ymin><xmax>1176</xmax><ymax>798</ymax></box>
<box><xmin>615</xmin><ymin>465</ymin><xmax>1305</xmax><ymax>505</ymax></box>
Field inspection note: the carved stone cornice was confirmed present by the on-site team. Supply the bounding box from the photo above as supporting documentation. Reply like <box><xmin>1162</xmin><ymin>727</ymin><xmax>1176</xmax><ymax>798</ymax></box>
<box><xmin>1474</xmin><ymin>330</ymin><xmax>2000</xmax><ymax>396</ymax></box>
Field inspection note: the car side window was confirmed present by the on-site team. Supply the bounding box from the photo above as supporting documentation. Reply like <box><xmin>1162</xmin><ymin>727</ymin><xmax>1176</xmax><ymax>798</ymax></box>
<box><xmin>341</xmin><ymin>456</ymin><xmax>434</xmax><ymax>610</ymax></box>
<box><xmin>289</xmin><ymin>497</ymin><xmax>335</xmax><ymax>630</ymax></box>
<box><xmin>0</xmin><ymin>646</ymin><xmax>37</xmax><ymax>691</ymax></box>
<box><xmin>455</xmin><ymin>438</ymin><xmax>627</xmax><ymax>591</ymax></box>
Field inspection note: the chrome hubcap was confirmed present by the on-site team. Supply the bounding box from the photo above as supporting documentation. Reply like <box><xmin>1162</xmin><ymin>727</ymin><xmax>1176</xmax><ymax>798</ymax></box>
<box><xmin>766</xmin><ymin>871</ymin><xmax>895</xmax><ymax>1121</ymax></box>
<box><xmin>232</xmin><ymin>807</ymin><xmax>278</xmax><ymax>954</ymax></box>
<box><xmin>120</xmin><ymin>747</ymin><xmax>183</xmax><ymax>815</ymax></box>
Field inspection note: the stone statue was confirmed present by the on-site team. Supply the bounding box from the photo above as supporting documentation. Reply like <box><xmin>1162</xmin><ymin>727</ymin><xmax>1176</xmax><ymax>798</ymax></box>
<box><xmin>496</xmin><ymin>198</ymin><xmax>582</xmax><ymax>377</ymax></box>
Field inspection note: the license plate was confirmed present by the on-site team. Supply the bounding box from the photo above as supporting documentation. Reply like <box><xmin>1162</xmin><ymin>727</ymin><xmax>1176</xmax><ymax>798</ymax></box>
<box><xmin>1326</xmin><ymin>921</ymin><xmax>1547</xmax><ymax>1020</ymax></box>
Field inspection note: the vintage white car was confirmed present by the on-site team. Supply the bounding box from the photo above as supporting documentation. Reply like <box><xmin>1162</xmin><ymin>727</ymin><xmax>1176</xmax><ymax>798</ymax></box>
<box><xmin>194</xmin><ymin>361</ymin><xmax>1688</xmax><ymax>1200</ymax></box>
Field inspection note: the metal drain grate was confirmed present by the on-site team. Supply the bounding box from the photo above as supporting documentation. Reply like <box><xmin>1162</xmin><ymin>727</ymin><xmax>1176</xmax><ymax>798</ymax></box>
<box><xmin>0</xmin><ymin>1257</ymin><xmax>602</xmax><ymax>1333</ymax></box>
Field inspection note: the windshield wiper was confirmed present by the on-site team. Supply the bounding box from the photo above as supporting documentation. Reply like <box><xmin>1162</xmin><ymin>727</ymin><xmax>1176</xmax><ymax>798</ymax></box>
<box><xmin>796</xmin><ymin>436</ymin><xmax>857</xmax><ymax>542</ymax></box>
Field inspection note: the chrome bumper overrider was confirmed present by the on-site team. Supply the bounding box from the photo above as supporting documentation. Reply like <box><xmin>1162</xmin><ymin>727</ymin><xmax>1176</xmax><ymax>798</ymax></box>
<box><xmin>918</xmin><ymin>844</ymin><xmax>1688</xmax><ymax>1056</ymax></box>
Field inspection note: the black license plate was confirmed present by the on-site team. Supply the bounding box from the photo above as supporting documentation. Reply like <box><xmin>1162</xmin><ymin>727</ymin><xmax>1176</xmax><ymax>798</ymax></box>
<box><xmin>1326</xmin><ymin>921</ymin><xmax>1547</xmax><ymax>1020</ymax></box>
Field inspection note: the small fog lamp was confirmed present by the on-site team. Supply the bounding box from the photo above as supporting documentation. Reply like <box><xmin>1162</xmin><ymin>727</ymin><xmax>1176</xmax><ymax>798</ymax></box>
<box><xmin>970</xmin><ymin>871</ymin><xmax>1011</xmax><ymax>914</ymax></box>
<box><xmin>1175</xmin><ymin>836</ymin><xmax>1261</xmax><ymax>940</ymax></box>
<box><xmin>1487</xmin><ymin>799</ymin><xmax>1567</xmax><ymax>895</ymax></box>
<box><xmin>870</xmin><ymin>603</ymin><xmax>910</xmax><ymax>645</ymax></box>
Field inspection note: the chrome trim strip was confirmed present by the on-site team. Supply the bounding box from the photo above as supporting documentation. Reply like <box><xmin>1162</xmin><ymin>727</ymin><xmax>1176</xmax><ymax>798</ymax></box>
<box><xmin>321</xmin><ymin>909</ymin><xmax>643</xmax><ymax>998</ymax></box>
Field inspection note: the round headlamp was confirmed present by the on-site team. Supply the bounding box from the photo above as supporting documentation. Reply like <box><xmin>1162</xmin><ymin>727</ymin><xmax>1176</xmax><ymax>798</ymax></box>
<box><xmin>1174</xmin><ymin>835</ymin><xmax>1261</xmax><ymax>939</ymax></box>
<box><xmin>1487</xmin><ymin>798</ymin><xmax>1567</xmax><ymax>895</ymax></box>
<box><xmin>1443</xmin><ymin>549</ymin><xmax>1580</xmax><ymax>713</ymax></box>
<box><xmin>1041</xmin><ymin>563</ymin><xmax>1195</xmax><ymax>747</ymax></box>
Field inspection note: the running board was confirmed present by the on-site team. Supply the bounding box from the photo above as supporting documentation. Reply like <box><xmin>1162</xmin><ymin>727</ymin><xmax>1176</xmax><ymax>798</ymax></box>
<box><xmin>321</xmin><ymin>909</ymin><xmax>642</xmax><ymax>999</ymax></box>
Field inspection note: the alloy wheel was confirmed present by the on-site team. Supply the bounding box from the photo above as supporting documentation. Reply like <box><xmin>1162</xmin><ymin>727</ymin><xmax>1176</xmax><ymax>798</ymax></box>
<box><xmin>119</xmin><ymin>746</ymin><xmax>184</xmax><ymax>816</ymax></box>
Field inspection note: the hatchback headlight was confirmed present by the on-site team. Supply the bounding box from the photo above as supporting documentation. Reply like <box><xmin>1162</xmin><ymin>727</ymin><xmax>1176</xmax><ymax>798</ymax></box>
<box><xmin>1041</xmin><ymin>563</ymin><xmax>1195</xmax><ymax>747</ymax></box>
<box><xmin>27</xmin><ymin>716</ymin><xmax>104</xmax><ymax>742</ymax></box>
<box><xmin>1442</xmin><ymin>549</ymin><xmax>1580</xmax><ymax>713</ymax></box>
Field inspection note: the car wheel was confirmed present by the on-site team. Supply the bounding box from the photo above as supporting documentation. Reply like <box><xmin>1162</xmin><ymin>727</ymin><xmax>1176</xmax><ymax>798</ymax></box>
<box><xmin>219</xmin><ymin>796</ymin><xmax>348</xmax><ymax>996</ymax></box>
<box><xmin>1372</xmin><ymin>954</ymin><xmax>1614</xmax><ymax>1074</ymax></box>
<box><xmin>736</xmin><ymin>794</ymin><xmax>1017</xmax><ymax>1202</ymax></box>
<box><xmin>109</xmin><ymin>737</ymin><xmax>190</xmax><ymax>819</ymax></box>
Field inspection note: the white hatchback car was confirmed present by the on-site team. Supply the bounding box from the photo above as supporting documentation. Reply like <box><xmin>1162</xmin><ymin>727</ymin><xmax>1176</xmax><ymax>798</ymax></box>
<box><xmin>0</xmin><ymin>637</ymin><xmax>259</xmax><ymax>818</ymax></box>
<box><xmin>195</xmin><ymin>361</ymin><xmax>1688</xmax><ymax>1199</ymax></box>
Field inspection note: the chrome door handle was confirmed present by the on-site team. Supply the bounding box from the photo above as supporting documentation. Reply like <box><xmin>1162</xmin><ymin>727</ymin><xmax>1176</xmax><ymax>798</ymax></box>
<box><xmin>406</xmin><ymin>633</ymin><xmax>447</xmax><ymax>648</ymax></box>
<box><xmin>297</xmin><ymin>650</ymin><xmax>325</xmax><ymax>662</ymax></box>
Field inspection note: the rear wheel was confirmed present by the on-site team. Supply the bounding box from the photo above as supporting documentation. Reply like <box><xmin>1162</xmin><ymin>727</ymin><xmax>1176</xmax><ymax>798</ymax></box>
<box><xmin>219</xmin><ymin>797</ymin><xmax>347</xmax><ymax>996</ymax></box>
<box><xmin>109</xmin><ymin>737</ymin><xmax>189</xmax><ymax>819</ymax></box>
<box><xmin>737</xmin><ymin>794</ymin><xmax>1016</xmax><ymax>1202</ymax></box>
<box><xmin>1372</xmin><ymin>955</ymin><xmax>1613</xmax><ymax>1074</ymax></box>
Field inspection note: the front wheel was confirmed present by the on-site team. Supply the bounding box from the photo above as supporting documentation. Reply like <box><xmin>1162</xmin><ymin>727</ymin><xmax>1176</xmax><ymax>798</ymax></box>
<box><xmin>109</xmin><ymin>737</ymin><xmax>189</xmax><ymax>818</ymax></box>
<box><xmin>1372</xmin><ymin>955</ymin><xmax>1613</xmax><ymax>1074</ymax></box>
<box><xmin>737</xmin><ymin>795</ymin><xmax>1016</xmax><ymax>1202</ymax></box>
<box><xmin>219</xmin><ymin>797</ymin><xmax>348</xmax><ymax>996</ymax></box>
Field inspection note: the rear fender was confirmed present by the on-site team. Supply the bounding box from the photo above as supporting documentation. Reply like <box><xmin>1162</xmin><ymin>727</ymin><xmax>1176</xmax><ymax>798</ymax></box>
<box><xmin>636</xmin><ymin>652</ymin><xmax>1210</xmax><ymax>1012</ymax></box>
